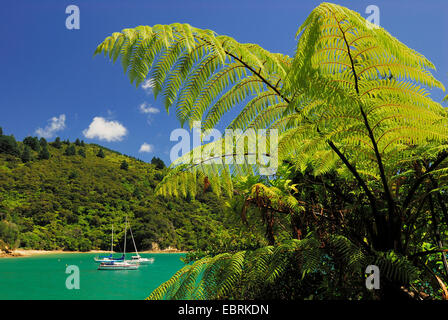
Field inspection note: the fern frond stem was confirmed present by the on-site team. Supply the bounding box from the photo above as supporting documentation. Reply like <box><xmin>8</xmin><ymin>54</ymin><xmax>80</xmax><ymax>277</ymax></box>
<box><xmin>332</xmin><ymin>8</ymin><xmax>395</xmax><ymax>221</ymax></box>
<box><xmin>359</xmin><ymin>107</ymin><xmax>395</xmax><ymax>213</ymax></box>
<box><xmin>314</xmin><ymin>126</ymin><xmax>373</xmax><ymax>207</ymax></box>
<box><xmin>196</xmin><ymin>35</ymin><xmax>290</xmax><ymax>104</ymax></box>
<box><xmin>331</xmin><ymin>12</ymin><xmax>359</xmax><ymax>93</ymax></box>
<box><xmin>189</xmin><ymin>152</ymin><xmax>270</xmax><ymax>168</ymax></box>
<box><xmin>226</xmin><ymin>51</ymin><xmax>290</xmax><ymax>103</ymax></box>
<box><xmin>312</xmin><ymin>118</ymin><xmax>375</xmax><ymax>209</ymax></box>
<box><xmin>314</xmin><ymin>128</ymin><xmax>376</xmax><ymax>212</ymax></box>
<box><xmin>327</xmin><ymin>140</ymin><xmax>377</xmax><ymax>211</ymax></box>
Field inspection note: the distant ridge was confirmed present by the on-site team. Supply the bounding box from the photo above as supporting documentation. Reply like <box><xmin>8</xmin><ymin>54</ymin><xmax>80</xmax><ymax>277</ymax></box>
<box><xmin>0</xmin><ymin>128</ymin><xmax>240</xmax><ymax>254</ymax></box>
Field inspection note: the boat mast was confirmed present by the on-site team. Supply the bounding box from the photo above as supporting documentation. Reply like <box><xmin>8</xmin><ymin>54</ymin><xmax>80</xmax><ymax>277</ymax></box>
<box><xmin>111</xmin><ymin>225</ymin><xmax>114</xmax><ymax>253</ymax></box>
<box><xmin>129</xmin><ymin>224</ymin><xmax>139</xmax><ymax>256</ymax></box>
<box><xmin>124</xmin><ymin>216</ymin><xmax>127</xmax><ymax>258</ymax></box>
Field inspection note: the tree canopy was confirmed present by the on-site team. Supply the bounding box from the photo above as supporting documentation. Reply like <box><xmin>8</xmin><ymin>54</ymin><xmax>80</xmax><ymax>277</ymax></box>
<box><xmin>0</xmin><ymin>136</ymin><xmax>250</xmax><ymax>253</ymax></box>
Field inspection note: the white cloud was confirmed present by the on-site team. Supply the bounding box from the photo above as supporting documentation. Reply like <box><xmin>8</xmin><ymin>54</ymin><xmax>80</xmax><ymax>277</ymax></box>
<box><xmin>82</xmin><ymin>117</ymin><xmax>127</xmax><ymax>142</ymax></box>
<box><xmin>139</xmin><ymin>102</ymin><xmax>160</xmax><ymax>114</ymax></box>
<box><xmin>141</xmin><ymin>78</ymin><xmax>155</xmax><ymax>94</ymax></box>
<box><xmin>139</xmin><ymin>142</ymin><xmax>154</xmax><ymax>153</ymax></box>
<box><xmin>35</xmin><ymin>114</ymin><xmax>66</xmax><ymax>138</ymax></box>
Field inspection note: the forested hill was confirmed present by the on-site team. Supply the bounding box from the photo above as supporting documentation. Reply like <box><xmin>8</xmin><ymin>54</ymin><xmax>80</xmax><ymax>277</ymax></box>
<box><xmin>0</xmin><ymin>128</ymin><xmax>239</xmax><ymax>252</ymax></box>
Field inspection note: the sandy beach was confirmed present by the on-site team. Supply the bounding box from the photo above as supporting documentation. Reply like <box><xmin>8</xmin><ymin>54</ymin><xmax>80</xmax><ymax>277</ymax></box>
<box><xmin>0</xmin><ymin>249</ymin><xmax>108</xmax><ymax>258</ymax></box>
<box><xmin>0</xmin><ymin>248</ymin><xmax>187</xmax><ymax>258</ymax></box>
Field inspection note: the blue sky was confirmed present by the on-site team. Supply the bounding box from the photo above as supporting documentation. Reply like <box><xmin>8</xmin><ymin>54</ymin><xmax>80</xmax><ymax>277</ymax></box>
<box><xmin>1</xmin><ymin>0</ymin><xmax>447</xmax><ymax>165</ymax></box>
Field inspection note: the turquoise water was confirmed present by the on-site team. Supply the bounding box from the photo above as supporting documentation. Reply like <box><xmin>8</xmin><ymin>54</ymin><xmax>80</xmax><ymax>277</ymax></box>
<box><xmin>0</xmin><ymin>253</ymin><xmax>185</xmax><ymax>300</ymax></box>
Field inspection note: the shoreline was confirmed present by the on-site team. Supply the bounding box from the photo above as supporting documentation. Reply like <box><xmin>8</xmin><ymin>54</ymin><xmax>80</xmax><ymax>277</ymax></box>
<box><xmin>0</xmin><ymin>248</ymin><xmax>188</xmax><ymax>258</ymax></box>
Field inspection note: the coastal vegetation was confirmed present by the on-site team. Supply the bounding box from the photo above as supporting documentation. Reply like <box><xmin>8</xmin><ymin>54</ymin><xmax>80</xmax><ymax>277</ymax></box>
<box><xmin>96</xmin><ymin>2</ymin><xmax>448</xmax><ymax>300</ymax></box>
<box><xmin>0</xmin><ymin>129</ymin><xmax>262</xmax><ymax>254</ymax></box>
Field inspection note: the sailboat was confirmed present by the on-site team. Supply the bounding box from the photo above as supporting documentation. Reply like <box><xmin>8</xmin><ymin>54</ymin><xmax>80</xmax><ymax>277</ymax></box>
<box><xmin>94</xmin><ymin>225</ymin><xmax>125</xmax><ymax>263</ymax></box>
<box><xmin>98</xmin><ymin>217</ymin><xmax>139</xmax><ymax>270</ymax></box>
<box><xmin>127</xmin><ymin>224</ymin><xmax>154</xmax><ymax>265</ymax></box>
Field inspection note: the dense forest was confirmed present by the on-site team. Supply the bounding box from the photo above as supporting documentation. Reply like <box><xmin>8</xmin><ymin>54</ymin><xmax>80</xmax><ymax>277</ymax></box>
<box><xmin>0</xmin><ymin>127</ymin><xmax>262</xmax><ymax>253</ymax></box>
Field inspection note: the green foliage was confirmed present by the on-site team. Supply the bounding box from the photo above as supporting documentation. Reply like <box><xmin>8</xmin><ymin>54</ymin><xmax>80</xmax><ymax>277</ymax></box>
<box><xmin>96</xmin><ymin>148</ymin><xmax>105</xmax><ymax>158</ymax></box>
<box><xmin>95</xmin><ymin>22</ymin><xmax>289</xmax><ymax>129</ymax></box>
<box><xmin>120</xmin><ymin>160</ymin><xmax>129</xmax><ymax>170</ymax></box>
<box><xmin>39</xmin><ymin>138</ymin><xmax>47</xmax><ymax>148</ymax></box>
<box><xmin>38</xmin><ymin>144</ymin><xmax>50</xmax><ymax>160</ymax></box>
<box><xmin>0</xmin><ymin>137</ymin><xmax>249</xmax><ymax>253</ymax></box>
<box><xmin>148</xmin><ymin>234</ymin><xmax>373</xmax><ymax>300</ymax></box>
<box><xmin>23</xmin><ymin>137</ymin><xmax>40</xmax><ymax>152</ymax></box>
<box><xmin>21</xmin><ymin>146</ymin><xmax>32</xmax><ymax>163</ymax></box>
<box><xmin>107</xmin><ymin>2</ymin><xmax>447</xmax><ymax>199</ymax></box>
<box><xmin>64</xmin><ymin>144</ymin><xmax>76</xmax><ymax>156</ymax></box>
<box><xmin>78</xmin><ymin>148</ymin><xmax>86</xmax><ymax>158</ymax></box>
<box><xmin>97</xmin><ymin>2</ymin><xmax>448</xmax><ymax>300</ymax></box>
<box><xmin>0</xmin><ymin>135</ymin><xmax>20</xmax><ymax>157</ymax></box>
<box><xmin>0</xmin><ymin>220</ymin><xmax>20</xmax><ymax>250</ymax></box>
<box><xmin>373</xmin><ymin>251</ymin><xmax>419</xmax><ymax>285</ymax></box>
<box><xmin>151</xmin><ymin>156</ymin><xmax>165</xmax><ymax>169</ymax></box>
<box><xmin>52</xmin><ymin>137</ymin><xmax>62</xmax><ymax>149</ymax></box>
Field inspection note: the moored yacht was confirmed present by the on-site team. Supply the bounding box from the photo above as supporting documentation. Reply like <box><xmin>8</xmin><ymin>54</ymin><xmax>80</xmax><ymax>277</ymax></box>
<box><xmin>127</xmin><ymin>223</ymin><xmax>155</xmax><ymax>265</ymax></box>
<box><xmin>98</xmin><ymin>216</ymin><xmax>139</xmax><ymax>270</ymax></box>
<box><xmin>94</xmin><ymin>225</ymin><xmax>125</xmax><ymax>263</ymax></box>
<box><xmin>129</xmin><ymin>254</ymin><xmax>154</xmax><ymax>264</ymax></box>
<box><xmin>97</xmin><ymin>260</ymin><xmax>139</xmax><ymax>270</ymax></box>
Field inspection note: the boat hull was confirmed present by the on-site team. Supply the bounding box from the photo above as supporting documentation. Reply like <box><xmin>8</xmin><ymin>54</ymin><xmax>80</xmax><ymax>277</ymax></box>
<box><xmin>94</xmin><ymin>258</ymin><xmax>125</xmax><ymax>263</ymax></box>
<box><xmin>128</xmin><ymin>257</ymin><xmax>155</xmax><ymax>265</ymax></box>
<box><xmin>97</xmin><ymin>262</ymin><xmax>139</xmax><ymax>270</ymax></box>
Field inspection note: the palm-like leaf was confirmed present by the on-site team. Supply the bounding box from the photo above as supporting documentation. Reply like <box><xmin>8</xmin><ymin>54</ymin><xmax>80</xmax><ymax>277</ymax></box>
<box><xmin>95</xmin><ymin>2</ymin><xmax>447</xmax><ymax>200</ymax></box>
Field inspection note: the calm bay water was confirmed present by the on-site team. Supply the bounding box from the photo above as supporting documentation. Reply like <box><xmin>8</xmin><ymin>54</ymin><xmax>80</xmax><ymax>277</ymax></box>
<box><xmin>0</xmin><ymin>253</ymin><xmax>185</xmax><ymax>300</ymax></box>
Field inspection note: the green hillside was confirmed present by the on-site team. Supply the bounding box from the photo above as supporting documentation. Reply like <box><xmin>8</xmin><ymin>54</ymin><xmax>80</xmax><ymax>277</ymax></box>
<box><xmin>0</xmin><ymin>129</ymin><xmax>247</xmax><ymax>252</ymax></box>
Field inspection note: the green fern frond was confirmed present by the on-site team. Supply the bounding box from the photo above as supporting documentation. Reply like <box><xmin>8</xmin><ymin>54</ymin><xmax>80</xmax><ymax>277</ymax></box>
<box><xmin>373</xmin><ymin>251</ymin><xmax>419</xmax><ymax>284</ymax></box>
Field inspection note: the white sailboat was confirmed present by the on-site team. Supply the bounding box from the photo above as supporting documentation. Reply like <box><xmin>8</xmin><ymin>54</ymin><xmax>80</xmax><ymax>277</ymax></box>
<box><xmin>127</xmin><ymin>223</ymin><xmax>154</xmax><ymax>265</ymax></box>
<box><xmin>98</xmin><ymin>217</ymin><xmax>139</xmax><ymax>270</ymax></box>
<box><xmin>94</xmin><ymin>225</ymin><xmax>125</xmax><ymax>263</ymax></box>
